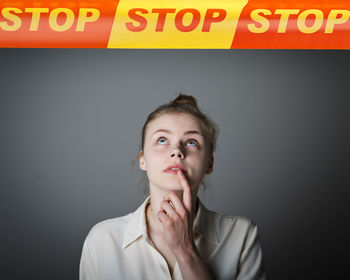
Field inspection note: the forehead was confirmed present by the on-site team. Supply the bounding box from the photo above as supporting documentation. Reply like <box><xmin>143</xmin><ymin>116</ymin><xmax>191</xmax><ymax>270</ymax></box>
<box><xmin>146</xmin><ymin>113</ymin><xmax>204</xmax><ymax>136</ymax></box>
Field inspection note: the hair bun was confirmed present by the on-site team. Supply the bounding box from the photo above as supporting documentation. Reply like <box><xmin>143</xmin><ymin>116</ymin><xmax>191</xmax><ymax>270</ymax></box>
<box><xmin>140</xmin><ymin>92</ymin><xmax>218</xmax><ymax>156</ymax></box>
<box><xmin>171</xmin><ymin>93</ymin><xmax>198</xmax><ymax>108</ymax></box>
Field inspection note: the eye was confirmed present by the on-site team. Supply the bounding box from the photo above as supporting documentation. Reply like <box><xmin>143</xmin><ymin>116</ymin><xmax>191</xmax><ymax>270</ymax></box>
<box><xmin>157</xmin><ymin>137</ymin><xmax>168</xmax><ymax>145</ymax></box>
<box><xmin>187</xmin><ymin>139</ymin><xmax>199</xmax><ymax>147</ymax></box>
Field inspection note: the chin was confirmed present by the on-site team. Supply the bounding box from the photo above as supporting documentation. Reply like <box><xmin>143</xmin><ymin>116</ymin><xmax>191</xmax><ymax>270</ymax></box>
<box><xmin>165</xmin><ymin>184</ymin><xmax>183</xmax><ymax>191</ymax></box>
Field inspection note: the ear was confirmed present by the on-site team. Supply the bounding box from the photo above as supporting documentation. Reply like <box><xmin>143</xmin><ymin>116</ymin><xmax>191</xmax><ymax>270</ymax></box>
<box><xmin>139</xmin><ymin>150</ymin><xmax>147</xmax><ymax>171</ymax></box>
<box><xmin>206</xmin><ymin>155</ymin><xmax>214</xmax><ymax>174</ymax></box>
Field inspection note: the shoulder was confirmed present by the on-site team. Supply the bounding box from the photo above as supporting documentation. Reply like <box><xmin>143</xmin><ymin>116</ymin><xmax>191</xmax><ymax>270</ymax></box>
<box><xmin>206</xmin><ymin>205</ymin><xmax>257</xmax><ymax>229</ymax></box>
<box><xmin>205</xmin><ymin>206</ymin><xmax>259</xmax><ymax>242</ymax></box>
<box><xmin>83</xmin><ymin>196</ymin><xmax>150</xmax><ymax>249</ymax></box>
<box><xmin>84</xmin><ymin>213</ymin><xmax>132</xmax><ymax>245</ymax></box>
<box><xmin>220</xmin><ymin>213</ymin><xmax>257</xmax><ymax>232</ymax></box>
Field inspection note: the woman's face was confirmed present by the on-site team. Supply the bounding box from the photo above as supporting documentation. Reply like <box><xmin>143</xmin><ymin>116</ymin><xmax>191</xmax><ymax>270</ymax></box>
<box><xmin>139</xmin><ymin>113</ymin><xmax>213</xmax><ymax>193</ymax></box>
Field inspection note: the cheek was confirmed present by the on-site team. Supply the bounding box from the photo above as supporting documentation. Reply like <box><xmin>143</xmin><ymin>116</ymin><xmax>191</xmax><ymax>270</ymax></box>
<box><xmin>144</xmin><ymin>149</ymin><xmax>164</xmax><ymax>169</ymax></box>
<box><xmin>188</xmin><ymin>153</ymin><xmax>208</xmax><ymax>173</ymax></box>
<box><xmin>144</xmin><ymin>143</ymin><xmax>165</xmax><ymax>156</ymax></box>
<box><xmin>149</xmin><ymin>146</ymin><xmax>167</xmax><ymax>158</ymax></box>
<box><xmin>188</xmin><ymin>148</ymin><xmax>206</xmax><ymax>160</ymax></box>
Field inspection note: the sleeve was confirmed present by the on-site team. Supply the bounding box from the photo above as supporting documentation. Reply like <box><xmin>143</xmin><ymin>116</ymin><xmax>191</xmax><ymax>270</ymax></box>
<box><xmin>236</xmin><ymin>221</ymin><xmax>266</xmax><ymax>280</ymax></box>
<box><xmin>79</xmin><ymin>236</ymin><xmax>98</xmax><ymax>280</ymax></box>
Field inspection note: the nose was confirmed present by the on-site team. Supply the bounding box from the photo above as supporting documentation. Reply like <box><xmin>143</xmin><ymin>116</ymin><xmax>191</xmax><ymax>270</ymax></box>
<box><xmin>170</xmin><ymin>145</ymin><xmax>185</xmax><ymax>159</ymax></box>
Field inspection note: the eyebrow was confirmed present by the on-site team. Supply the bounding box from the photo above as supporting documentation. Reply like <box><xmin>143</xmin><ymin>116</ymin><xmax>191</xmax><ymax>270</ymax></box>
<box><xmin>152</xmin><ymin>129</ymin><xmax>202</xmax><ymax>136</ymax></box>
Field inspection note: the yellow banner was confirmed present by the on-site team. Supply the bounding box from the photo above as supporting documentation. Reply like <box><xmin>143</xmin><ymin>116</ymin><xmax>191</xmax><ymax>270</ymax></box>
<box><xmin>108</xmin><ymin>0</ymin><xmax>249</xmax><ymax>48</ymax></box>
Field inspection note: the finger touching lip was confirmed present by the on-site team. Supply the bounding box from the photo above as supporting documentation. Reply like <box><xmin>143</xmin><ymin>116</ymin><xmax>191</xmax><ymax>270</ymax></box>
<box><xmin>164</xmin><ymin>164</ymin><xmax>187</xmax><ymax>173</ymax></box>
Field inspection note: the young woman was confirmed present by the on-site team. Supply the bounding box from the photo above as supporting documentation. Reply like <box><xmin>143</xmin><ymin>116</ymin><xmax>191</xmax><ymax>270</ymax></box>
<box><xmin>80</xmin><ymin>94</ymin><xmax>265</xmax><ymax>280</ymax></box>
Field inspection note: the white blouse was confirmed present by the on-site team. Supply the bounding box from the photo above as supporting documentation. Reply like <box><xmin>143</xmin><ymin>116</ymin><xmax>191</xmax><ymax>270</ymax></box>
<box><xmin>80</xmin><ymin>196</ymin><xmax>265</xmax><ymax>280</ymax></box>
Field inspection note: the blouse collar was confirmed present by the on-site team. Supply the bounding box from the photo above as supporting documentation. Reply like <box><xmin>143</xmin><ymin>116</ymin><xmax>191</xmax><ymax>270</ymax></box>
<box><xmin>122</xmin><ymin>195</ymin><xmax>219</xmax><ymax>249</ymax></box>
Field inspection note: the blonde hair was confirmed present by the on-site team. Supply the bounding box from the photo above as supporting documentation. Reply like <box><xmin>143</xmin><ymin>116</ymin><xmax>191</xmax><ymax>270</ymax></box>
<box><xmin>141</xmin><ymin>93</ymin><xmax>218</xmax><ymax>155</ymax></box>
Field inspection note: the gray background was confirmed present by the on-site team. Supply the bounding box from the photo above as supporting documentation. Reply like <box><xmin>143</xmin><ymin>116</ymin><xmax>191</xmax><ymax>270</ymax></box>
<box><xmin>1</xmin><ymin>49</ymin><xmax>349</xmax><ymax>279</ymax></box>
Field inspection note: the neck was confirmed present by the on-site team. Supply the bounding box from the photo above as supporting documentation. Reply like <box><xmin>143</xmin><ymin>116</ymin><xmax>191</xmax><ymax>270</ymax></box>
<box><xmin>146</xmin><ymin>188</ymin><xmax>199</xmax><ymax>234</ymax></box>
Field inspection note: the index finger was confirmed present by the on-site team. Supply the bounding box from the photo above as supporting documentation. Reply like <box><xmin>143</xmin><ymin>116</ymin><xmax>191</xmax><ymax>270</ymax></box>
<box><xmin>177</xmin><ymin>170</ymin><xmax>192</xmax><ymax>213</ymax></box>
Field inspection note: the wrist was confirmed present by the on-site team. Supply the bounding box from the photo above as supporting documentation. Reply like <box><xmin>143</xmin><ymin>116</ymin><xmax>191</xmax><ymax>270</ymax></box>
<box><xmin>172</xmin><ymin>242</ymin><xmax>199</xmax><ymax>263</ymax></box>
<box><xmin>172</xmin><ymin>242</ymin><xmax>214</xmax><ymax>280</ymax></box>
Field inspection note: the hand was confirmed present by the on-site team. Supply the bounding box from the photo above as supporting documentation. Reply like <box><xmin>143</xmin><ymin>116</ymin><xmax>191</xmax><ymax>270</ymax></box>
<box><xmin>157</xmin><ymin>170</ymin><xmax>195</xmax><ymax>252</ymax></box>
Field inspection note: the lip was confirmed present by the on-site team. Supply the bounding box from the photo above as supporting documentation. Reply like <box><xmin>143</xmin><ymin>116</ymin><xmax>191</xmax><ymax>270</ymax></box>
<box><xmin>164</xmin><ymin>164</ymin><xmax>187</xmax><ymax>174</ymax></box>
